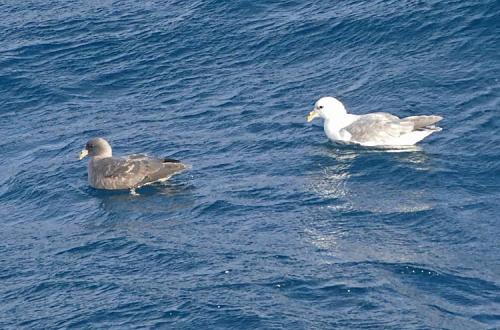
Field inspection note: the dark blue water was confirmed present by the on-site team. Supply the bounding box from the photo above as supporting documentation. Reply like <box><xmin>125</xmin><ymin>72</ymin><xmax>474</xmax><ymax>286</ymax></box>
<box><xmin>1</xmin><ymin>0</ymin><xmax>499</xmax><ymax>328</ymax></box>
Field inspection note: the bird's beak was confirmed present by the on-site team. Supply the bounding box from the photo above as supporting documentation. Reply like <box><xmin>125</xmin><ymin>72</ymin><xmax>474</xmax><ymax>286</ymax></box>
<box><xmin>307</xmin><ymin>109</ymin><xmax>320</xmax><ymax>122</ymax></box>
<box><xmin>79</xmin><ymin>149</ymin><xmax>88</xmax><ymax>160</ymax></box>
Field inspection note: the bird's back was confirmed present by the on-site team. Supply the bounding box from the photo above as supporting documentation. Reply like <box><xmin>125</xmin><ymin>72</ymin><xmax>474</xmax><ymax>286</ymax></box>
<box><xmin>338</xmin><ymin>112</ymin><xmax>442</xmax><ymax>146</ymax></box>
<box><xmin>89</xmin><ymin>155</ymin><xmax>186</xmax><ymax>190</ymax></box>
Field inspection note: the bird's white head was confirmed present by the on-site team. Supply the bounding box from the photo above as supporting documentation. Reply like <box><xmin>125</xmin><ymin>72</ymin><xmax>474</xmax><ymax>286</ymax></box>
<box><xmin>307</xmin><ymin>97</ymin><xmax>348</xmax><ymax>122</ymax></box>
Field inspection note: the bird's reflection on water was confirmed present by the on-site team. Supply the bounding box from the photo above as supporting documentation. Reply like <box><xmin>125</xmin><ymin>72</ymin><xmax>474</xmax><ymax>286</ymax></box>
<box><xmin>82</xmin><ymin>180</ymin><xmax>196</xmax><ymax>228</ymax></box>
<box><xmin>304</xmin><ymin>142</ymin><xmax>436</xmax><ymax>258</ymax></box>
<box><xmin>308</xmin><ymin>142</ymin><xmax>434</xmax><ymax>214</ymax></box>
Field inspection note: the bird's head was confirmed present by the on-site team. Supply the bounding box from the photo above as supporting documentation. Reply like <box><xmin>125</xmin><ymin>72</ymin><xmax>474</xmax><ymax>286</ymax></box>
<box><xmin>79</xmin><ymin>138</ymin><xmax>112</xmax><ymax>160</ymax></box>
<box><xmin>307</xmin><ymin>97</ymin><xmax>347</xmax><ymax>122</ymax></box>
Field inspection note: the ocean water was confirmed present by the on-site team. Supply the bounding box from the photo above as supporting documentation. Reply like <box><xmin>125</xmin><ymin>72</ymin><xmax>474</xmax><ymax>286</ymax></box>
<box><xmin>1</xmin><ymin>0</ymin><xmax>499</xmax><ymax>328</ymax></box>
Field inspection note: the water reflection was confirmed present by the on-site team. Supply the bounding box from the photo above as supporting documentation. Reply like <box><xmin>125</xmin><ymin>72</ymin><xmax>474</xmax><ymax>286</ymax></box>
<box><xmin>308</xmin><ymin>143</ymin><xmax>434</xmax><ymax>214</ymax></box>
<box><xmin>304</xmin><ymin>143</ymin><xmax>436</xmax><ymax>259</ymax></box>
<box><xmin>82</xmin><ymin>181</ymin><xmax>196</xmax><ymax>227</ymax></box>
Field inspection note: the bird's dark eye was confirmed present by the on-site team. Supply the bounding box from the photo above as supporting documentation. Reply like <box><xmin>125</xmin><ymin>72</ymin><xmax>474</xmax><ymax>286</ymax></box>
<box><xmin>319</xmin><ymin>105</ymin><xmax>324</xmax><ymax>109</ymax></box>
<box><xmin>86</xmin><ymin>144</ymin><xmax>92</xmax><ymax>149</ymax></box>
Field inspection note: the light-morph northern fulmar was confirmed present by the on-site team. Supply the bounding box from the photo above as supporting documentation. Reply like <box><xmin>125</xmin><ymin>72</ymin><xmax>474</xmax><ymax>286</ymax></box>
<box><xmin>79</xmin><ymin>138</ymin><xmax>187</xmax><ymax>194</ymax></box>
<box><xmin>307</xmin><ymin>97</ymin><xmax>443</xmax><ymax>147</ymax></box>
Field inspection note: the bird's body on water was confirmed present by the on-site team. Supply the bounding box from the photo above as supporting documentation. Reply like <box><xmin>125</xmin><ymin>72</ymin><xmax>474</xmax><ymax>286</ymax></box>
<box><xmin>79</xmin><ymin>138</ymin><xmax>187</xmax><ymax>193</ymax></box>
<box><xmin>307</xmin><ymin>97</ymin><xmax>443</xmax><ymax>147</ymax></box>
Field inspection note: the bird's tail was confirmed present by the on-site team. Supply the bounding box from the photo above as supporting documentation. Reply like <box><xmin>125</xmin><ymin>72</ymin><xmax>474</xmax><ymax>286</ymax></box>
<box><xmin>163</xmin><ymin>157</ymin><xmax>191</xmax><ymax>171</ymax></box>
<box><xmin>401</xmin><ymin>115</ymin><xmax>443</xmax><ymax>130</ymax></box>
<box><xmin>163</xmin><ymin>157</ymin><xmax>182</xmax><ymax>163</ymax></box>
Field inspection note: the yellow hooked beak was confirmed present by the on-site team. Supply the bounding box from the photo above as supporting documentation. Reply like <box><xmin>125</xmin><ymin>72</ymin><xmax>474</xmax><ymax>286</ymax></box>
<box><xmin>78</xmin><ymin>149</ymin><xmax>88</xmax><ymax>160</ymax></box>
<box><xmin>307</xmin><ymin>110</ymin><xmax>320</xmax><ymax>122</ymax></box>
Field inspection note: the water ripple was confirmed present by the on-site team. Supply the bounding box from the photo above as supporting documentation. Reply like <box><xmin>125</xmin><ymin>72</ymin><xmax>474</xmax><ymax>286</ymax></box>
<box><xmin>1</xmin><ymin>0</ymin><xmax>499</xmax><ymax>328</ymax></box>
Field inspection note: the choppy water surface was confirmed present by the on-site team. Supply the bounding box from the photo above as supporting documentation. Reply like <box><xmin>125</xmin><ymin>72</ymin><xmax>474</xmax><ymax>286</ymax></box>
<box><xmin>1</xmin><ymin>0</ymin><xmax>499</xmax><ymax>328</ymax></box>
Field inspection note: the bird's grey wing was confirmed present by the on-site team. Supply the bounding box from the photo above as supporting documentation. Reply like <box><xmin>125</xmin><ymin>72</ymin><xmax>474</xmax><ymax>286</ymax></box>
<box><xmin>92</xmin><ymin>157</ymin><xmax>146</xmax><ymax>189</ymax></box>
<box><xmin>92</xmin><ymin>156</ymin><xmax>186</xmax><ymax>189</ymax></box>
<box><xmin>400</xmin><ymin>115</ymin><xmax>443</xmax><ymax>129</ymax></box>
<box><xmin>368</xmin><ymin>112</ymin><xmax>401</xmax><ymax>121</ymax></box>
<box><xmin>124</xmin><ymin>154</ymin><xmax>149</xmax><ymax>160</ymax></box>
<box><xmin>342</xmin><ymin>114</ymin><xmax>414</xmax><ymax>144</ymax></box>
<box><xmin>133</xmin><ymin>157</ymin><xmax>186</xmax><ymax>187</ymax></box>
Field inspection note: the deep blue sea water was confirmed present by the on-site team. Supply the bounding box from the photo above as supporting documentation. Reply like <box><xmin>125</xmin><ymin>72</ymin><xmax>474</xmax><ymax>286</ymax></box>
<box><xmin>1</xmin><ymin>0</ymin><xmax>499</xmax><ymax>328</ymax></box>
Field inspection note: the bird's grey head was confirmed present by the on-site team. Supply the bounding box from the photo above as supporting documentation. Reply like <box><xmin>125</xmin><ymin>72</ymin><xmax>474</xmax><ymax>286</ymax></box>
<box><xmin>307</xmin><ymin>97</ymin><xmax>347</xmax><ymax>122</ymax></box>
<box><xmin>79</xmin><ymin>138</ymin><xmax>112</xmax><ymax>160</ymax></box>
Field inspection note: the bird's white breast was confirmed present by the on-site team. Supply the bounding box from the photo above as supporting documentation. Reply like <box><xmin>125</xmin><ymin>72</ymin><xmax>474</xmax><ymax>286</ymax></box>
<box><xmin>323</xmin><ymin>115</ymin><xmax>358</xmax><ymax>142</ymax></box>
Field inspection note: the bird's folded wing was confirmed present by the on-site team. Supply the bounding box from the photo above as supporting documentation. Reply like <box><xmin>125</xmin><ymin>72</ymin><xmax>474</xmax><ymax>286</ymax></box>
<box><xmin>123</xmin><ymin>154</ymin><xmax>144</xmax><ymax>160</ymax></box>
<box><xmin>92</xmin><ymin>156</ymin><xmax>185</xmax><ymax>189</ymax></box>
<box><xmin>135</xmin><ymin>159</ymin><xmax>186</xmax><ymax>187</ymax></box>
<box><xmin>97</xmin><ymin>157</ymin><xmax>146</xmax><ymax>183</ymax></box>
<box><xmin>342</xmin><ymin>114</ymin><xmax>414</xmax><ymax>144</ymax></box>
